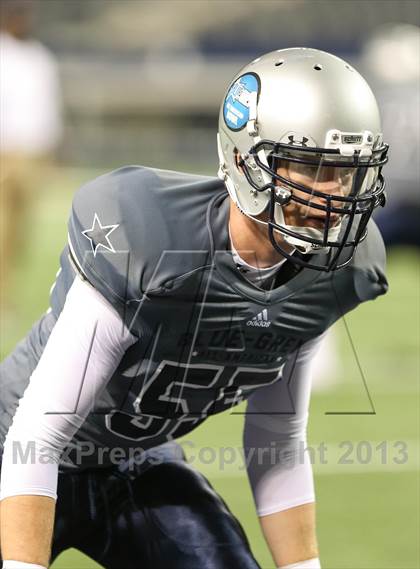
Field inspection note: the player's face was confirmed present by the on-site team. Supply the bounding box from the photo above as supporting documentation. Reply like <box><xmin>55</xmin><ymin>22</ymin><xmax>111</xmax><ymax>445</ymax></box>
<box><xmin>275</xmin><ymin>160</ymin><xmax>355</xmax><ymax>230</ymax></box>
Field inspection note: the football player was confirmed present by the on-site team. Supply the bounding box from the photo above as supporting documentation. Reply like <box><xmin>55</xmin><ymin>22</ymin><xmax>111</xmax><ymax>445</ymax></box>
<box><xmin>0</xmin><ymin>48</ymin><xmax>388</xmax><ymax>569</ymax></box>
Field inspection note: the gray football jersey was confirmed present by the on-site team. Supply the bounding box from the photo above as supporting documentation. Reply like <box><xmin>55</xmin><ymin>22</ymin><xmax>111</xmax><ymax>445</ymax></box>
<box><xmin>0</xmin><ymin>166</ymin><xmax>388</xmax><ymax>470</ymax></box>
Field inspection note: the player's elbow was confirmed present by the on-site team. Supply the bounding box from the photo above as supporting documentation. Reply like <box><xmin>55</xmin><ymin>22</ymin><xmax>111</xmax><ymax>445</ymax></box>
<box><xmin>0</xmin><ymin>418</ymin><xmax>62</xmax><ymax>502</ymax></box>
<box><xmin>3</xmin><ymin>402</ymin><xmax>72</xmax><ymax>468</ymax></box>
<box><xmin>3</xmin><ymin>422</ymin><xmax>62</xmax><ymax>468</ymax></box>
<box><xmin>243</xmin><ymin>418</ymin><xmax>309</xmax><ymax>475</ymax></box>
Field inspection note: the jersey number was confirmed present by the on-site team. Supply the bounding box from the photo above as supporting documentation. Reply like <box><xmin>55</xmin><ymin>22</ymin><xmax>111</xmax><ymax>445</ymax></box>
<box><xmin>105</xmin><ymin>361</ymin><xmax>281</xmax><ymax>441</ymax></box>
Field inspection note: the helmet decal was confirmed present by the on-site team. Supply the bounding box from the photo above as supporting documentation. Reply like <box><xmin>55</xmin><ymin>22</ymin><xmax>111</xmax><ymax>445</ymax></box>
<box><xmin>223</xmin><ymin>73</ymin><xmax>260</xmax><ymax>131</ymax></box>
<box><xmin>282</xmin><ymin>132</ymin><xmax>317</xmax><ymax>147</ymax></box>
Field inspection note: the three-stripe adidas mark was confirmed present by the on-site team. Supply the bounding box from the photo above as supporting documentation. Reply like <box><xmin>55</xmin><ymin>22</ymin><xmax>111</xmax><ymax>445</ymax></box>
<box><xmin>246</xmin><ymin>308</ymin><xmax>271</xmax><ymax>328</ymax></box>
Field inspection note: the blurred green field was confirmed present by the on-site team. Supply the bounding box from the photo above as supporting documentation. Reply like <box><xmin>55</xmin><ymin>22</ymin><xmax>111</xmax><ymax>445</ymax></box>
<box><xmin>1</xmin><ymin>168</ymin><xmax>419</xmax><ymax>569</ymax></box>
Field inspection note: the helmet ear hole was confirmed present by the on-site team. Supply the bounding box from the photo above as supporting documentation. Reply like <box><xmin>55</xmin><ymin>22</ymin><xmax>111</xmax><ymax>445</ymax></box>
<box><xmin>233</xmin><ymin>147</ymin><xmax>239</xmax><ymax>166</ymax></box>
<box><xmin>233</xmin><ymin>148</ymin><xmax>244</xmax><ymax>173</ymax></box>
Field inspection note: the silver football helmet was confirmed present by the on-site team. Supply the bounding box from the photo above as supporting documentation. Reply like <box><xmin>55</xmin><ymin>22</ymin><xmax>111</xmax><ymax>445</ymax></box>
<box><xmin>217</xmin><ymin>48</ymin><xmax>388</xmax><ymax>271</ymax></box>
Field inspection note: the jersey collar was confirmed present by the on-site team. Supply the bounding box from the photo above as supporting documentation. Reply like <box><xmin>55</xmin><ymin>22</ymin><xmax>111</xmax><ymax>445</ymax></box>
<box><xmin>207</xmin><ymin>191</ymin><xmax>327</xmax><ymax>304</ymax></box>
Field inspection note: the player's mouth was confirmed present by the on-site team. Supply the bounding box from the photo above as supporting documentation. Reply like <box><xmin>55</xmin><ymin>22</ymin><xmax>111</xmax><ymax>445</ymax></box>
<box><xmin>303</xmin><ymin>215</ymin><xmax>340</xmax><ymax>229</ymax></box>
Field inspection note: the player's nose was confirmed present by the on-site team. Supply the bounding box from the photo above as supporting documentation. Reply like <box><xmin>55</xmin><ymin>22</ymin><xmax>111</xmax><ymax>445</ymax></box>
<box><xmin>311</xmin><ymin>180</ymin><xmax>345</xmax><ymax>207</ymax></box>
<box><xmin>306</xmin><ymin>185</ymin><xmax>346</xmax><ymax>222</ymax></box>
<box><xmin>312</xmin><ymin>177</ymin><xmax>343</xmax><ymax>194</ymax></box>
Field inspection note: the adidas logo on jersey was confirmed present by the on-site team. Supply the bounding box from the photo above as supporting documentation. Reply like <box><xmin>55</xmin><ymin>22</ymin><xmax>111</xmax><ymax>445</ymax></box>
<box><xmin>246</xmin><ymin>309</ymin><xmax>271</xmax><ymax>328</ymax></box>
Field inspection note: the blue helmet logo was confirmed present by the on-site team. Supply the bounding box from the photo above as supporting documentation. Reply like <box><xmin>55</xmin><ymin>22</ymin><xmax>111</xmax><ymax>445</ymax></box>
<box><xmin>223</xmin><ymin>73</ymin><xmax>260</xmax><ymax>131</ymax></box>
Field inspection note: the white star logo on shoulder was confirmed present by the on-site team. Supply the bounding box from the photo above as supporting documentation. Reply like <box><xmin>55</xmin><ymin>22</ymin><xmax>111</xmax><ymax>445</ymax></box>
<box><xmin>82</xmin><ymin>213</ymin><xmax>119</xmax><ymax>257</ymax></box>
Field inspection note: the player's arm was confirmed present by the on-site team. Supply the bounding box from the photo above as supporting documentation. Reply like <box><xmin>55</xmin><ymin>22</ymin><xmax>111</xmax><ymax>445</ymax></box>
<box><xmin>243</xmin><ymin>336</ymin><xmax>324</xmax><ymax>569</ymax></box>
<box><xmin>258</xmin><ymin>504</ymin><xmax>318</xmax><ymax>569</ymax></box>
<box><xmin>0</xmin><ymin>496</ymin><xmax>55</xmax><ymax>568</ymax></box>
<box><xmin>0</xmin><ymin>276</ymin><xmax>136</xmax><ymax>567</ymax></box>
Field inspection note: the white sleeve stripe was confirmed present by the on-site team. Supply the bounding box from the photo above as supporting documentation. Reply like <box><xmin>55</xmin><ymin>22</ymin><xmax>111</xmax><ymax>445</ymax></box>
<box><xmin>0</xmin><ymin>487</ymin><xmax>57</xmax><ymax>500</ymax></box>
<box><xmin>257</xmin><ymin>495</ymin><xmax>316</xmax><ymax>517</ymax></box>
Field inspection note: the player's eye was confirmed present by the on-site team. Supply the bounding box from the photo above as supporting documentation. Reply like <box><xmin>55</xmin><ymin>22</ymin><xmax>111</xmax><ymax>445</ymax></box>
<box><xmin>336</xmin><ymin>169</ymin><xmax>355</xmax><ymax>187</ymax></box>
<box><xmin>338</xmin><ymin>168</ymin><xmax>353</xmax><ymax>180</ymax></box>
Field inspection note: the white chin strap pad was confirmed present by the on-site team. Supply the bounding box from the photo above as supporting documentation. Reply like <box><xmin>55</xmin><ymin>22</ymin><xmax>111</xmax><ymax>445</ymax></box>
<box><xmin>282</xmin><ymin>223</ymin><xmax>341</xmax><ymax>254</ymax></box>
<box><xmin>273</xmin><ymin>201</ymin><xmax>341</xmax><ymax>254</ymax></box>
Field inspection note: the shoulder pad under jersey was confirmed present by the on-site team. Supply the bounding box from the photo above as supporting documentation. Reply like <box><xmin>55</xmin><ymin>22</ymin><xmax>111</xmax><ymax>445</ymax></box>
<box><xmin>350</xmin><ymin>218</ymin><xmax>388</xmax><ymax>301</ymax></box>
<box><xmin>331</xmin><ymin>219</ymin><xmax>388</xmax><ymax>310</ymax></box>
<box><xmin>68</xmin><ymin>165</ymin><xmax>225</xmax><ymax>308</ymax></box>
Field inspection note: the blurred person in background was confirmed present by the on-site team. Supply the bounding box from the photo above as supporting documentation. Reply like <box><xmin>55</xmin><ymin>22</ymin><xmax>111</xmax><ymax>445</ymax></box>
<box><xmin>362</xmin><ymin>23</ymin><xmax>420</xmax><ymax>249</ymax></box>
<box><xmin>0</xmin><ymin>0</ymin><xmax>63</xmax><ymax>313</ymax></box>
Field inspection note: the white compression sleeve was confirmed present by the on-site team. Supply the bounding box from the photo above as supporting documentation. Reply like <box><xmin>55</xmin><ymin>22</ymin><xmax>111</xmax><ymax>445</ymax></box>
<box><xmin>0</xmin><ymin>276</ymin><xmax>136</xmax><ymax>501</ymax></box>
<box><xmin>243</xmin><ymin>335</ymin><xmax>324</xmax><ymax>516</ymax></box>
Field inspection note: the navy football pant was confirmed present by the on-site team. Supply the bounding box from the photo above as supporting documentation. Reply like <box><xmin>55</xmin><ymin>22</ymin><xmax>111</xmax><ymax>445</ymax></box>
<box><xmin>47</xmin><ymin>457</ymin><xmax>261</xmax><ymax>569</ymax></box>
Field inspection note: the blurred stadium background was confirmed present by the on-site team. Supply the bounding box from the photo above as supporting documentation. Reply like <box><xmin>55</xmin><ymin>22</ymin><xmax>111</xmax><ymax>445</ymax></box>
<box><xmin>1</xmin><ymin>1</ymin><xmax>419</xmax><ymax>568</ymax></box>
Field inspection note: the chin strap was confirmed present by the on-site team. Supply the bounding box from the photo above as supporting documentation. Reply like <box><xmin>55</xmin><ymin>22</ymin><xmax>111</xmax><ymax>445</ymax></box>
<box><xmin>280</xmin><ymin>222</ymin><xmax>342</xmax><ymax>255</ymax></box>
